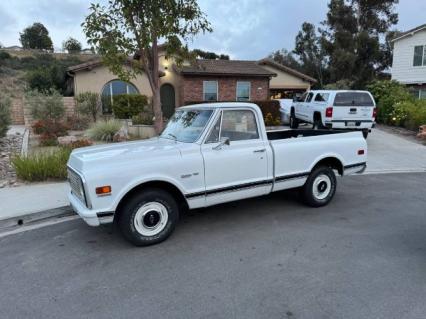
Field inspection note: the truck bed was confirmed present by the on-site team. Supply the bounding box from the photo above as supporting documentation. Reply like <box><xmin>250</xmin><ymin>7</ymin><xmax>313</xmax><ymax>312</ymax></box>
<box><xmin>266</xmin><ymin>129</ymin><xmax>354</xmax><ymax>140</ymax></box>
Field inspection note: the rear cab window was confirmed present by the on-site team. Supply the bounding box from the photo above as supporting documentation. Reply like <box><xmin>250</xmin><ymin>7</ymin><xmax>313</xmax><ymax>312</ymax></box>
<box><xmin>306</xmin><ymin>93</ymin><xmax>314</xmax><ymax>102</ymax></box>
<box><xmin>333</xmin><ymin>92</ymin><xmax>375</xmax><ymax>107</ymax></box>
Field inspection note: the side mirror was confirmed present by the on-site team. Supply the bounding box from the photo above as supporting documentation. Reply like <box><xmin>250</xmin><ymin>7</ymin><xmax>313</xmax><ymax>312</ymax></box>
<box><xmin>212</xmin><ymin>137</ymin><xmax>230</xmax><ymax>150</ymax></box>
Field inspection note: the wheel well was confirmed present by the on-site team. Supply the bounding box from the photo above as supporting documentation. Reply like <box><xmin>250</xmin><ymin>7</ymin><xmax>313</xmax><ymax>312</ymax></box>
<box><xmin>313</xmin><ymin>157</ymin><xmax>343</xmax><ymax>175</ymax></box>
<box><xmin>314</xmin><ymin>112</ymin><xmax>322</xmax><ymax>121</ymax></box>
<box><xmin>114</xmin><ymin>181</ymin><xmax>188</xmax><ymax>220</ymax></box>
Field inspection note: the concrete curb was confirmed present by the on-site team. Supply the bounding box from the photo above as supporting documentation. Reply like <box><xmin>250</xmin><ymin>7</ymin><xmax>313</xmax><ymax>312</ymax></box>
<box><xmin>0</xmin><ymin>206</ymin><xmax>76</xmax><ymax>232</ymax></box>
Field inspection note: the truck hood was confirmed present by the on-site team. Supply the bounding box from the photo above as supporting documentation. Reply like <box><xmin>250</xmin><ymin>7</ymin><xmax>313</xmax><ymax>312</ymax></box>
<box><xmin>67</xmin><ymin>137</ymin><xmax>182</xmax><ymax>173</ymax></box>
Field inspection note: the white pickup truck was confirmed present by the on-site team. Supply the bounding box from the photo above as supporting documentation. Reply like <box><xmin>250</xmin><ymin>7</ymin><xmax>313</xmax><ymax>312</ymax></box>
<box><xmin>290</xmin><ymin>90</ymin><xmax>377</xmax><ymax>138</ymax></box>
<box><xmin>67</xmin><ymin>102</ymin><xmax>367</xmax><ymax>246</ymax></box>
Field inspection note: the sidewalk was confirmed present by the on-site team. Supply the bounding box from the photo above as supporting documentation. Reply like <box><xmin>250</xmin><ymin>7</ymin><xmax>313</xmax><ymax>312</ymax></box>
<box><xmin>0</xmin><ymin>182</ymin><xmax>69</xmax><ymax>220</ymax></box>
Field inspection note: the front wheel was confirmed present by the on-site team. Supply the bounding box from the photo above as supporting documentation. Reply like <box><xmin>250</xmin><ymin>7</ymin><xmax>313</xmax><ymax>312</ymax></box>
<box><xmin>118</xmin><ymin>188</ymin><xmax>179</xmax><ymax>246</ymax></box>
<box><xmin>302</xmin><ymin>166</ymin><xmax>336</xmax><ymax>207</ymax></box>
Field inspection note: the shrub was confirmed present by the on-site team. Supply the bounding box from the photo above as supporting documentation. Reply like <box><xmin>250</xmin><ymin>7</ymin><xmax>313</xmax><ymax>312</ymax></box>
<box><xmin>132</xmin><ymin>113</ymin><xmax>154</xmax><ymax>125</ymax></box>
<box><xmin>367</xmin><ymin>80</ymin><xmax>413</xmax><ymax>124</ymax></box>
<box><xmin>86</xmin><ymin>119</ymin><xmax>122</xmax><ymax>142</ymax></box>
<box><xmin>76</xmin><ymin>92</ymin><xmax>101</xmax><ymax>122</ymax></box>
<box><xmin>66</xmin><ymin>115</ymin><xmax>90</xmax><ymax>130</ymax></box>
<box><xmin>69</xmin><ymin>139</ymin><xmax>93</xmax><ymax>149</ymax></box>
<box><xmin>0</xmin><ymin>95</ymin><xmax>11</xmax><ymax>138</ymax></box>
<box><xmin>39</xmin><ymin>133</ymin><xmax>58</xmax><ymax>146</ymax></box>
<box><xmin>12</xmin><ymin>147</ymin><xmax>72</xmax><ymax>181</ymax></box>
<box><xmin>255</xmin><ymin>100</ymin><xmax>281</xmax><ymax>126</ymax></box>
<box><xmin>25</xmin><ymin>89</ymin><xmax>64</xmax><ymax>121</ymax></box>
<box><xmin>26</xmin><ymin>64</ymin><xmax>67</xmax><ymax>93</ymax></box>
<box><xmin>112</xmin><ymin>94</ymin><xmax>148</xmax><ymax>119</ymax></box>
<box><xmin>32</xmin><ymin>119</ymin><xmax>68</xmax><ymax>136</ymax></box>
<box><xmin>390</xmin><ymin>100</ymin><xmax>426</xmax><ymax>131</ymax></box>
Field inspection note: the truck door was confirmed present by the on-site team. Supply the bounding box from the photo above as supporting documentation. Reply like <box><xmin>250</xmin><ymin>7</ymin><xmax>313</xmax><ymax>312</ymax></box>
<box><xmin>201</xmin><ymin>109</ymin><xmax>270</xmax><ymax>206</ymax></box>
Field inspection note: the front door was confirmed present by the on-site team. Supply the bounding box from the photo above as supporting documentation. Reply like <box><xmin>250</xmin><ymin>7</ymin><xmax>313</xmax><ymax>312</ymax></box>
<box><xmin>160</xmin><ymin>84</ymin><xmax>175</xmax><ymax>119</ymax></box>
<box><xmin>201</xmin><ymin>109</ymin><xmax>270</xmax><ymax>206</ymax></box>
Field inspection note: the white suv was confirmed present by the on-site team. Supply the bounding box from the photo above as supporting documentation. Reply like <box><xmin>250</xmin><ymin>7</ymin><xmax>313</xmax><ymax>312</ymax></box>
<box><xmin>290</xmin><ymin>90</ymin><xmax>376</xmax><ymax>138</ymax></box>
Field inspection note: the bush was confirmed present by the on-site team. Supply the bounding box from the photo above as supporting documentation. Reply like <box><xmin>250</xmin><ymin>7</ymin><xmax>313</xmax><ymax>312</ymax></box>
<box><xmin>112</xmin><ymin>94</ymin><xmax>148</xmax><ymax>119</ymax></box>
<box><xmin>0</xmin><ymin>95</ymin><xmax>11</xmax><ymax>138</ymax></box>
<box><xmin>132</xmin><ymin>113</ymin><xmax>154</xmax><ymax>125</ymax></box>
<box><xmin>66</xmin><ymin>115</ymin><xmax>90</xmax><ymax>130</ymax></box>
<box><xmin>367</xmin><ymin>80</ymin><xmax>413</xmax><ymax>124</ymax></box>
<box><xmin>255</xmin><ymin>100</ymin><xmax>281</xmax><ymax>126</ymax></box>
<box><xmin>390</xmin><ymin>100</ymin><xmax>426</xmax><ymax>131</ymax></box>
<box><xmin>76</xmin><ymin>92</ymin><xmax>101</xmax><ymax>122</ymax></box>
<box><xmin>12</xmin><ymin>147</ymin><xmax>72</xmax><ymax>181</ymax></box>
<box><xmin>32</xmin><ymin>119</ymin><xmax>68</xmax><ymax>136</ymax></box>
<box><xmin>86</xmin><ymin>119</ymin><xmax>122</xmax><ymax>142</ymax></box>
<box><xmin>69</xmin><ymin>139</ymin><xmax>93</xmax><ymax>149</ymax></box>
<box><xmin>26</xmin><ymin>89</ymin><xmax>64</xmax><ymax>121</ymax></box>
<box><xmin>26</xmin><ymin>64</ymin><xmax>67</xmax><ymax>93</ymax></box>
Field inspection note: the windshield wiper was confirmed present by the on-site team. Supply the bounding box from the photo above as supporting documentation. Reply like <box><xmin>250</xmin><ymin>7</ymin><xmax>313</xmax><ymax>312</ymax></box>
<box><xmin>167</xmin><ymin>133</ymin><xmax>177</xmax><ymax>141</ymax></box>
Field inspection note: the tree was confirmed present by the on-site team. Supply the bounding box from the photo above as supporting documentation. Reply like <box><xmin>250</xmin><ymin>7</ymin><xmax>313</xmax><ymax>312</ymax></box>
<box><xmin>76</xmin><ymin>92</ymin><xmax>101</xmax><ymax>122</ymax></box>
<box><xmin>26</xmin><ymin>64</ymin><xmax>67</xmax><ymax>93</ymax></box>
<box><xmin>269</xmin><ymin>49</ymin><xmax>302</xmax><ymax>71</ymax></box>
<box><xmin>193</xmin><ymin>49</ymin><xmax>229</xmax><ymax>60</ymax></box>
<box><xmin>26</xmin><ymin>89</ymin><xmax>64</xmax><ymax>121</ymax></box>
<box><xmin>294</xmin><ymin>22</ymin><xmax>328</xmax><ymax>87</ymax></box>
<box><xmin>19</xmin><ymin>22</ymin><xmax>53</xmax><ymax>51</ymax></box>
<box><xmin>63</xmin><ymin>37</ymin><xmax>82</xmax><ymax>54</ymax></box>
<box><xmin>320</xmin><ymin>0</ymin><xmax>398</xmax><ymax>88</ymax></box>
<box><xmin>82</xmin><ymin>0</ymin><xmax>212</xmax><ymax>132</ymax></box>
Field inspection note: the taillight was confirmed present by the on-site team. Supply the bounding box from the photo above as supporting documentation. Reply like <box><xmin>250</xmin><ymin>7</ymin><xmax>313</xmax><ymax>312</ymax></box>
<box><xmin>325</xmin><ymin>107</ymin><xmax>333</xmax><ymax>118</ymax></box>
<box><xmin>372</xmin><ymin>107</ymin><xmax>377</xmax><ymax>118</ymax></box>
<box><xmin>358</xmin><ymin>149</ymin><xmax>365</xmax><ymax>155</ymax></box>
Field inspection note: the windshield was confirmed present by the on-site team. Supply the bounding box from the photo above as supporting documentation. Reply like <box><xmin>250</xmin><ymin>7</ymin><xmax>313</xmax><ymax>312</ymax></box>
<box><xmin>160</xmin><ymin>109</ymin><xmax>213</xmax><ymax>143</ymax></box>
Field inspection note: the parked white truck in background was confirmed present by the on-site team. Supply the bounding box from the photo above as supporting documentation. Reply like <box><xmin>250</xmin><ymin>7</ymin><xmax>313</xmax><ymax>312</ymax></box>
<box><xmin>290</xmin><ymin>90</ymin><xmax>377</xmax><ymax>138</ymax></box>
<box><xmin>67</xmin><ymin>102</ymin><xmax>367</xmax><ymax>246</ymax></box>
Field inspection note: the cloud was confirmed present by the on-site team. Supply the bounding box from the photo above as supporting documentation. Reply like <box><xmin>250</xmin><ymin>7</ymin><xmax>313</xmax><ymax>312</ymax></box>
<box><xmin>0</xmin><ymin>0</ymin><xmax>424</xmax><ymax>58</ymax></box>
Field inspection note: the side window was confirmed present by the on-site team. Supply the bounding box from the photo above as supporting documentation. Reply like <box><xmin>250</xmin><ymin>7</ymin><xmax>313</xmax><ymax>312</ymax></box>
<box><xmin>306</xmin><ymin>93</ymin><xmax>314</xmax><ymax>102</ymax></box>
<box><xmin>298</xmin><ymin>92</ymin><xmax>307</xmax><ymax>102</ymax></box>
<box><xmin>314</xmin><ymin>93</ymin><xmax>329</xmax><ymax>102</ymax></box>
<box><xmin>220</xmin><ymin>110</ymin><xmax>259</xmax><ymax>142</ymax></box>
<box><xmin>206</xmin><ymin>113</ymin><xmax>222</xmax><ymax>143</ymax></box>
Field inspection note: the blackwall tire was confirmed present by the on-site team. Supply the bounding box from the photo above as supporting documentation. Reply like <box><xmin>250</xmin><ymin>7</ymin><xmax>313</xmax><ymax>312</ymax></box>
<box><xmin>290</xmin><ymin>112</ymin><xmax>299</xmax><ymax>129</ymax></box>
<box><xmin>302</xmin><ymin>166</ymin><xmax>336</xmax><ymax>207</ymax></box>
<box><xmin>118</xmin><ymin>188</ymin><xmax>179</xmax><ymax>246</ymax></box>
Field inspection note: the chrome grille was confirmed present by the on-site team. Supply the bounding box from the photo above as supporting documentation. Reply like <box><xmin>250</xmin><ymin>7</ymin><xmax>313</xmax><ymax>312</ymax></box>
<box><xmin>68</xmin><ymin>168</ymin><xmax>86</xmax><ymax>206</ymax></box>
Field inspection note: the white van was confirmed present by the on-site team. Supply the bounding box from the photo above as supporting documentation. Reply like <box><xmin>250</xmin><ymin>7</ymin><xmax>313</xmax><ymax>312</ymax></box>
<box><xmin>290</xmin><ymin>90</ymin><xmax>376</xmax><ymax>138</ymax></box>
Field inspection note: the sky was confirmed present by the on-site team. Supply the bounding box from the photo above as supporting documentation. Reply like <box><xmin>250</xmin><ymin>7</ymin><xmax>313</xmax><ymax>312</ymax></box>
<box><xmin>0</xmin><ymin>0</ymin><xmax>425</xmax><ymax>59</ymax></box>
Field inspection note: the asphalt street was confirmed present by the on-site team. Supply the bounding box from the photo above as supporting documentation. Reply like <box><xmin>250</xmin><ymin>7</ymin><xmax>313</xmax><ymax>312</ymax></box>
<box><xmin>1</xmin><ymin>173</ymin><xmax>426</xmax><ymax>319</ymax></box>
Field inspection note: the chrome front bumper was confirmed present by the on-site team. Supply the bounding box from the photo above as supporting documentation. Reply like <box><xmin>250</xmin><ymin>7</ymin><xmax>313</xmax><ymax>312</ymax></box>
<box><xmin>68</xmin><ymin>192</ymin><xmax>114</xmax><ymax>226</ymax></box>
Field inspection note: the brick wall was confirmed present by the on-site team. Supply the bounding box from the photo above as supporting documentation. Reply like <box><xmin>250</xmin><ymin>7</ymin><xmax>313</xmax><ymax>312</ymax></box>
<box><xmin>181</xmin><ymin>76</ymin><xmax>270</xmax><ymax>104</ymax></box>
<box><xmin>10</xmin><ymin>99</ymin><xmax>25</xmax><ymax>125</ymax></box>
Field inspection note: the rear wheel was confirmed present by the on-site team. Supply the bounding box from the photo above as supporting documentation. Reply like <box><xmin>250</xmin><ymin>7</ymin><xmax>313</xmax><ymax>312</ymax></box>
<box><xmin>302</xmin><ymin>166</ymin><xmax>336</xmax><ymax>207</ymax></box>
<box><xmin>313</xmin><ymin>114</ymin><xmax>324</xmax><ymax>130</ymax></box>
<box><xmin>118</xmin><ymin>188</ymin><xmax>179</xmax><ymax>246</ymax></box>
<box><xmin>290</xmin><ymin>111</ymin><xmax>299</xmax><ymax>129</ymax></box>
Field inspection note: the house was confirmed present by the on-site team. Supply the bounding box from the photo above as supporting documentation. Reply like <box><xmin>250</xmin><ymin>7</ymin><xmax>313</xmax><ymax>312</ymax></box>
<box><xmin>4</xmin><ymin>45</ymin><xmax>23</xmax><ymax>51</ymax></box>
<box><xmin>67</xmin><ymin>47</ymin><xmax>316</xmax><ymax>118</ymax></box>
<box><xmin>391</xmin><ymin>24</ymin><xmax>426</xmax><ymax>99</ymax></box>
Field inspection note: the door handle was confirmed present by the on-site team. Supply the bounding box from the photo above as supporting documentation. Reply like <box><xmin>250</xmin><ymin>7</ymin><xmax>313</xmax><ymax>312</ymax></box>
<box><xmin>253</xmin><ymin>148</ymin><xmax>266</xmax><ymax>153</ymax></box>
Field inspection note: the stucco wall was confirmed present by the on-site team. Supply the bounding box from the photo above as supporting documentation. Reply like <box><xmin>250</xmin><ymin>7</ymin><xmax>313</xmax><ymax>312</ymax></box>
<box><xmin>261</xmin><ymin>64</ymin><xmax>311</xmax><ymax>90</ymax></box>
<box><xmin>158</xmin><ymin>54</ymin><xmax>182</xmax><ymax>107</ymax></box>
<box><xmin>73</xmin><ymin>65</ymin><xmax>152</xmax><ymax>97</ymax></box>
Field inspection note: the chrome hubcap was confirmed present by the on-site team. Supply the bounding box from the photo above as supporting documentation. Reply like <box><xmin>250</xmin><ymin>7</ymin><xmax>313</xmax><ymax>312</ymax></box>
<box><xmin>313</xmin><ymin>174</ymin><xmax>332</xmax><ymax>200</ymax></box>
<box><xmin>134</xmin><ymin>202</ymin><xmax>168</xmax><ymax>236</ymax></box>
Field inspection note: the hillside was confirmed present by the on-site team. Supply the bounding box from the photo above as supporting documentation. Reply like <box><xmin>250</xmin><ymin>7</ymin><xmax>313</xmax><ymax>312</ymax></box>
<box><xmin>0</xmin><ymin>50</ymin><xmax>98</xmax><ymax>98</ymax></box>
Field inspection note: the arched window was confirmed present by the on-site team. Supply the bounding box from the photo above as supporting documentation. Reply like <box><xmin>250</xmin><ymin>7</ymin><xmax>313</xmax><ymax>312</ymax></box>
<box><xmin>101</xmin><ymin>80</ymin><xmax>139</xmax><ymax>113</ymax></box>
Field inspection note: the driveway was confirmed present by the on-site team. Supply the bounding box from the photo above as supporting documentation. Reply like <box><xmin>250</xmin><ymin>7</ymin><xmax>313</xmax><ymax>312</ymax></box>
<box><xmin>366</xmin><ymin>127</ymin><xmax>426</xmax><ymax>173</ymax></box>
<box><xmin>1</xmin><ymin>173</ymin><xmax>425</xmax><ymax>319</ymax></box>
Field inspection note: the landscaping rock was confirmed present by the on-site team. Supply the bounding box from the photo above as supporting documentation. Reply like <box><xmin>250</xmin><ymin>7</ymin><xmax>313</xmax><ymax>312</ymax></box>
<box><xmin>58</xmin><ymin>135</ymin><xmax>78</xmax><ymax>145</ymax></box>
<box><xmin>417</xmin><ymin>125</ymin><xmax>426</xmax><ymax>141</ymax></box>
<box><xmin>0</xmin><ymin>130</ymin><xmax>24</xmax><ymax>188</ymax></box>
<box><xmin>113</xmin><ymin>127</ymin><xmax>128</xmax><ymax>142</ymax></box>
